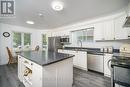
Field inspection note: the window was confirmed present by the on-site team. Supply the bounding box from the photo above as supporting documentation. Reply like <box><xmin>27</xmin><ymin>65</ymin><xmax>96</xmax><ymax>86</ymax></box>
<box><xmin>42</xmin><ymin>34</ymin><xmax>47</xmax><ymax>49</ymax></box>
<box><xmin>24</xmin><ymin>33</ymin><xmax>31</xmax><ymax>47</ymax></box>
<box><xmin>86</xmin><ymin>29</ymin><xmax>94</xmax><ymax>42</ymax></box>
<box><xmin>42</xmin><ymin>34</ymin><xmax>47</xmax><ymax>45</ymax></box>
<box><xmin>71</xmin><ymin>27</ymin><xmax>94</xmax><ymax>44</ymax></box>
<box><xmin>13</xmin><ymin>32</ymin><xmax>31</xmax><ymax>50</ymax></box>
<box><xmin>13</xmin><ymin>32</ymin><xmax>21</xmax><ymax>48</ymax></box>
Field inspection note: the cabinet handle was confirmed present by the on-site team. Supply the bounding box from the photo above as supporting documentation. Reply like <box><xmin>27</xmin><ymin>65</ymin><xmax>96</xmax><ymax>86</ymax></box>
<box><xmin>31</xmin><ymin>63</ymin><xmax>33</xmax><ymax>65</ymax></box>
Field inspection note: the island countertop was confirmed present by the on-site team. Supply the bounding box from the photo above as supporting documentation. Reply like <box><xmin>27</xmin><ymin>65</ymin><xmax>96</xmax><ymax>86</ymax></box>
<box><xmin>17</xmin><ymin>50</ymin><xmax>74</xmax><ymax>66</ymax></box>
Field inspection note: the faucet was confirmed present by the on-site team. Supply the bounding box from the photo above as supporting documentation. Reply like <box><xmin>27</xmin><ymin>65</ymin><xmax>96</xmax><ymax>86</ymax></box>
<box><xmin>78</xmin><ymin>40</ymin><xmax>82</xmax><ymax>49</ymax></box>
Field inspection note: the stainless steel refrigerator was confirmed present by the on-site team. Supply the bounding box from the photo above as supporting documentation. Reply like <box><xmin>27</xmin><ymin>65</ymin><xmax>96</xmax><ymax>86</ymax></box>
<box><xmin>48</xmin><ymin>37</ymin><xmax>62</xmax><ymax>52</ymax></box>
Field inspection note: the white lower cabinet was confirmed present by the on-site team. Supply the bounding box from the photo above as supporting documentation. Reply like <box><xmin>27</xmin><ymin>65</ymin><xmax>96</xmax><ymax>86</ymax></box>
<box><xmin>58</xmin><ymin>49</ymin><xmax>87</xmax><ymax>71</ymax></box>
<box><xmin>76</xmin><ymin>51</ymin><xmax>87</xmax><ymax>70</ymax></box>
<box><xmin>104</xmin><ymin>54</ymin><xmax>113</xmax><ymax>77</ymax></box>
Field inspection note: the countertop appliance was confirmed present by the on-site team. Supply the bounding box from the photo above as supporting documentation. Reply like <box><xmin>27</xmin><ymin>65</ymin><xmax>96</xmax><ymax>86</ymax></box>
<box><xmin>60</xmin><ymin>36</ymin><xmax>70</xmax><ymax>44</ymax></box>
<box><xmin>109</xmin><ymin>44</ymin><xmax>130</xmax><ymax>87</ymax></box>
<box><xmin>102</xmin><ymin>46</ymin><xmax>113</xmax><ymax>53</ymax></box>
<box><xmin>48</xmin><ymin>37</ymin><xmax>62</xmax><ymax>52</ymax></box>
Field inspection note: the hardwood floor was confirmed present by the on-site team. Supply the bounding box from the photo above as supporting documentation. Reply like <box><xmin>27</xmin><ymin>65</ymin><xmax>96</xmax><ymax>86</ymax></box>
<box><xmin>73</xmin><ymin>68</ymin><xmax>111</xmax><ymax>87</ymax></box>
<box><xmin>0</xmin><ymin>64</ymin><xmax>111</xmax><ymax>87</ymax></box>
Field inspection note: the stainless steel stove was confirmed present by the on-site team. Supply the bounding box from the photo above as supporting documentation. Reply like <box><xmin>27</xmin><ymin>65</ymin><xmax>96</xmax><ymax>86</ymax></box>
<box><xmin>110</xmin><ymin>44</ymin><xmax>130</xmax><ymax>87</ymax></box>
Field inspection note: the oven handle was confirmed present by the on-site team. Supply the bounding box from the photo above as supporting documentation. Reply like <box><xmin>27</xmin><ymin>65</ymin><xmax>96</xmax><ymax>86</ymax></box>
<box><xmin>107</xmin><ymin>59</ymin><xmax>112</xmax><ymax>70</ymax></box>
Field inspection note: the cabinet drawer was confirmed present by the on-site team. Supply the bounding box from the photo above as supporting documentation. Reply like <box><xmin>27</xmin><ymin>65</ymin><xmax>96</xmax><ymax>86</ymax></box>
<box><xmin>22</xmin><ymin>57</ymin><xmax>33</xmax><ymax>69</ymax></box>
<box><xmin>23</xmin><ymin>79</ymin><xmax>31</xmax><ymax>87</ymax></box>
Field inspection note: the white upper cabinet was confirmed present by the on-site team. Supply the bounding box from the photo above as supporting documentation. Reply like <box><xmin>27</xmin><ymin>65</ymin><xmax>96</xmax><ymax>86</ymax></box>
<box><xmin>103</xmin><ymin>20</ymin><xmax>115</xmax><ymax>40</ymax></box>
<box><xmin>94</xmin><ymin>22</ymin><xmax>104</xmax><ymax>40</ymax></box>
<box><xmin>94</xmin><ymin>14</ymin><xmax>129</xmax><ymax>41</ymax></box>
<box><xmin>94</xmin><ymin>20</ymin><xmax>115</xmax><ymax>41</ymax></box>
<box><xmin>114</xmin><ymin>15</ymin><xmax>128</xmax><ymax>40</ymax></box>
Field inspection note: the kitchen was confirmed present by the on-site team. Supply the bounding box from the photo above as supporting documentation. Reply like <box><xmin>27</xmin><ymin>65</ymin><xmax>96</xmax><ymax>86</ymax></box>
<box><xmin>0</xmin><ymin>0</ymin><xmax>130</xmax><ymax>87</ymax></box>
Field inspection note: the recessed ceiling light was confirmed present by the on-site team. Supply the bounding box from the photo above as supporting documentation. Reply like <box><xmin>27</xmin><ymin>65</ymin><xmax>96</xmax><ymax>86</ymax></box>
<box><xmin>51</xmin><ymin>1</ymin><xmax>64</xmax><ymax>11</ymax></box>
<box><xmin>26</xmin><ymin>21</ymin><xmax>34</xmax><ymax>24</ymax></box>
<box><xmin>38</xmin><ymin>13</ymin><xmax>43</xmax><ymax>17</ymax></box>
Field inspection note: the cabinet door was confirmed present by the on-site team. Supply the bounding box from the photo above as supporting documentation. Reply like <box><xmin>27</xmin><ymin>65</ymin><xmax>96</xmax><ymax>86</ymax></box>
<box><xmin>103</xmin><ymin>20</ymin><xmax>115</xmax><ymax>40</ymax></box>
<box><xmin>77</xmin><ymin>51</ymin><xmax>87</xmax><ymax>70</ymax></box>
<box><xmin>104</xmin><ymin>54</ymin><xmax>113</xmax><ymax>77</ymax></box>
<box><xmin>94</xmin><ymin>22</ymin><xmax>104</xmax><ymax>40</ymax></box>
<box><xmin>18</xmin><ymin>56</ymin><xmax>23</xmax><ymax>82</ymax></box>
<box><xmin>114</xmin><ymin>15</ymin><xmax>128</xmax><ymax>40</ymax></box>
<box><xmin>71</xmin><ymin>51</ymin><xmax>78</xmax><ymax>66</ymax></box>
<box><xmin>32</xmin><ymin>63</ymin><xmax>43</xmax><ymax>87</ymax></box>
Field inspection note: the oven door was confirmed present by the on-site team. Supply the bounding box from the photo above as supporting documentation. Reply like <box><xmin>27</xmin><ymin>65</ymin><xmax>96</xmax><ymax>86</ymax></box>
<box><xmin>114</xmin><ymin>66</ymin><xmax>130</xmax><ymax>87</ymax></box>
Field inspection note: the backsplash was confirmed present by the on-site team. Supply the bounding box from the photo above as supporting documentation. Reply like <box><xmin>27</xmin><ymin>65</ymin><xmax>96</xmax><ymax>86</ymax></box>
<box><xmin>65</xmin><ymin>40</ymin><xmax>130</xmax><ymax>49</ymax></box>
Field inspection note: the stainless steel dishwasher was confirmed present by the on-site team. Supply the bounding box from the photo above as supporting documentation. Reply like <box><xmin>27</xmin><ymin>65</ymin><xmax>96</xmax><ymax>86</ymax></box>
<box><xmin>87</xmin><ymin>53</ymin><xmax>104</xmax><ymax>73</ymax></box>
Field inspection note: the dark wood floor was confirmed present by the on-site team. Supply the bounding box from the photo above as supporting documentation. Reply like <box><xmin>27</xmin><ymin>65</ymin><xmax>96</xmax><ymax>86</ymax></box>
<box><xmin>0</xmin><ymin>64</ymin><xmax>111</xmax><ymax>87</ymax></box>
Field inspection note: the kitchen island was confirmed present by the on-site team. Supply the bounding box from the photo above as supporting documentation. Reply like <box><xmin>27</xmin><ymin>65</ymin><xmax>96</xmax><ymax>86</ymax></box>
<box><xmin>17</xmin><ymin>50</ymin><xmax>74</xmax><ymax>87</ymax></box>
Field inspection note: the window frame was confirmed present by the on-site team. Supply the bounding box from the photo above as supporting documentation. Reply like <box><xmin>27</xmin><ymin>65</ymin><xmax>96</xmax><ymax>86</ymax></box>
<box><xmin>71</xmin><ymin>27</ymin><xmax>94</xmax><ymax>43</ymax></box>
<box><xmin>12</xmin><ymin>31</ymin><xmax>32</xmax><ymax>50</ymax></box>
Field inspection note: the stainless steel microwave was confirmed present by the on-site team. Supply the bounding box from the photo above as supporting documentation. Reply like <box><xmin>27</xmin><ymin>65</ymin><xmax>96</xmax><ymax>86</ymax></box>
<box><xmin>60</xmin><ymin>36</ymin><xmax>70</xmax><ymax>43</ymax></box>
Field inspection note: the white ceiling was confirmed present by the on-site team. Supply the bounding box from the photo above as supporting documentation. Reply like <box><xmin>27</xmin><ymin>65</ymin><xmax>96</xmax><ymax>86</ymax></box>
<box><xmin>0</xmin><ymin>0</ymin><xmax>129</xmax><ymax>29</ymax></box>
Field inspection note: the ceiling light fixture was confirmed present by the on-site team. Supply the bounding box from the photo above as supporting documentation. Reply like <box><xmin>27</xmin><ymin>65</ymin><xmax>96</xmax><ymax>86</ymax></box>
<box><xmin>38</xmin><ymin>13</ymin><xmax>43</xmax><ymax>17</ymax></box>
<box><xmin>51</xmin><ymin>1</ymin><xmax>64</xmax><ymax>11</ymax></box>
<box><xmin>26</xmin><ymin>21</ymin><xmax>34</xmax><ymax>24</ymax></box>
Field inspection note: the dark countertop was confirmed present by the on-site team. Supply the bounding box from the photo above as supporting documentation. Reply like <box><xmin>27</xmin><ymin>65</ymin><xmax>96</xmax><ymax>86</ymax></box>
<box><xmin>60</xmin><ymin>47</ymin><xmax>119</xmax><ymax>55</ymax></box>
<box><xmin>60</xmin><ymin>46</ymin><xmax>130</xmax><ymax>68</ymax></box>
<box><xmin>17</xmin><ymin>50</ymin><xmax>74</xmax><ymax>66</ymax></box>
<box><xmin>112</xmin><ymin>53</ymin><xmax>130</xmax><ymax>68</ymax></box>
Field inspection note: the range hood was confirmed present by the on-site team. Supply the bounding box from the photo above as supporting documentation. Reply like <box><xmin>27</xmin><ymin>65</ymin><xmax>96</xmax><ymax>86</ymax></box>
<box><xmin>123</xmin><ymin>16</ymin><xmax>130</xmax><ymax>27</ymax></box>
<box><xmin>123</xmin><ymin>3</ymin><xmax>130</xmax><ymax>28</ymax></box>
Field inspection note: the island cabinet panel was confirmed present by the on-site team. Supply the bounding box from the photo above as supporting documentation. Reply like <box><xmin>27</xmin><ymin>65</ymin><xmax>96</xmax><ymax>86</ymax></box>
<box><xmin>18</xmin><ymin>54</ymin><xmax>73</xmax><ymax>87</ymax></box>
<box><xmin>18</xmin><ymin>55</ymin><xmax>24</xmax><ymax>82</ymax></box>
<box><xmin>42</xmin><ymin>58</ymin><xmax>73</xmax><ymax>87</ymax></box>
<box><xmin>32</xmin><ymin>63</ymin><xmax>43</xmax><ymax>87</ymax></box>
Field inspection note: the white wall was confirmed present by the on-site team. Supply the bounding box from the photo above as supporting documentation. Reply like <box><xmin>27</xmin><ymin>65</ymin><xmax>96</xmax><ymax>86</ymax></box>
<box><xmin>0</xmin><ymin>23</ymin><xmax>48</xmax><ymax>65</ymax></box>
